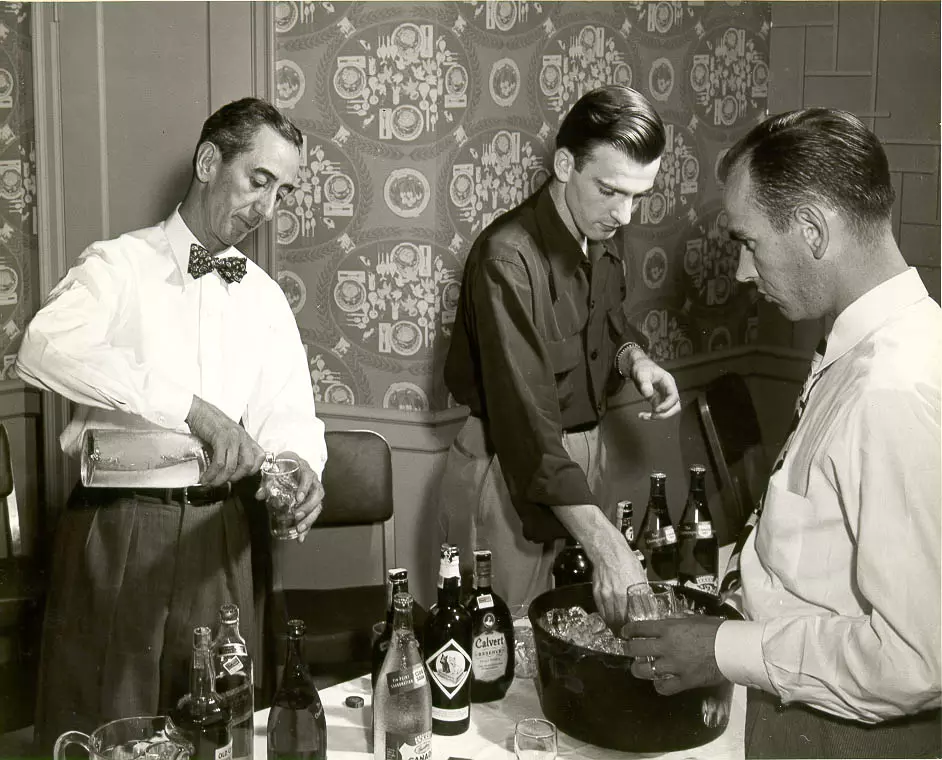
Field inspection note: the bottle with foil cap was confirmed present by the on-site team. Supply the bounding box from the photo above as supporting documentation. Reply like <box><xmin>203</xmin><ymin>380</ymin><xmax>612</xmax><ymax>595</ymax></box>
<box><xmin>423</xmin><ymin>544</ymin><xmax>472</xmax><ymax>735</ymax></box>
<box><xmin>371</xmin><ymin>567</ymin><xmax>410</xmax><ymax>690</ymax></box>
<box><xmin>617</xmin><ymin>500</ymin><xmax>646</xmax><ymax>570</ymax></box>
<box><xmin>373</xmin><ymin>592</ymin><xmax>432</xmax><ymax>760</ymax></box>
<box><xmin>463</xmin><ymin>550</ymin><xmax>514</xmax><ymax>703</ymax></box>
<box><xmin>212</xmin><ymin>603</ymin><xmax>253</xmax><ymax>760</ymax></box>
<box><xmin>639</xmin><ymin>472</ymin><xmax>679</xmax><ymax>585</ymax></box>
<box><xmin>678</xmin><ymin>465</ymin><xmax>719</xmax><ymax>595</ymax></box>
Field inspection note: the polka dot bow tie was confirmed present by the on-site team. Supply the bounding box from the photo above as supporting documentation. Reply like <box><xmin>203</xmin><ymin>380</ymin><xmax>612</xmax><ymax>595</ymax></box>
<box><xmin>187</xmin><ymin>243</ymin><xmax>247</xmax><ymax>284</ymax></box>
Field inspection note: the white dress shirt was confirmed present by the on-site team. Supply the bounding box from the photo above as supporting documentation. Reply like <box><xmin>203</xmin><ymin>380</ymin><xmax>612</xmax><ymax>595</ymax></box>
<box><xmin>16</xmin><ymin>209</ymin><xmax>327</xmax><ymax>477</ymax></box>
<box><xmin>715</xmin><ymin>269</ymin><xmax>941</xmax><ymax>723</ymax></box>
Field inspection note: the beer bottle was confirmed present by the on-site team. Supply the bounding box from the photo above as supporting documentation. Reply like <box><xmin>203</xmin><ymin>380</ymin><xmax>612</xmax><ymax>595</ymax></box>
<box><xmin>678</xmin><ymin>465</ymin><xmax>719</xmax><ymax>595</ymax></box>
<box><xmin>617</xmin><ymin>500</ymin><xmax>646</xmax><ymax>570</ymax></box>
<box><xmin>371</xmin><ymin>567</ymin><xmax>409</xmax><ymax>690</ymax></box>
<box><xmin>423</xmin><ymin>544</ymin><xmax>472</xmax><ymax>736</ymax></box>
<box><xmin>212</xmin><ymin>603</ymin><xmax>253</xmax><ymax>760</ymax></box>
<box><xmin>552</xmin><ymin>537</ymin><xmax>594</xmax><ymax>587</ymax></box>
<box><xmin>373</xmin><ymin>592</ymin><xmax>432</xmax><ymax>760</ymax></box>
<box><xmin>639</xmin><ymin>472</ymin><xmax>679</xmax><ymax>584</ymax></box>
<box><xmin>168</xmin><ymin>627</ymin><xmax>233</xmax><ymax>760</ymax></box>
<box><xmin>267</xmin><ymin>620</ymin><xmax>327</xmax><ymax>760</ymax></box>
<box><xmin>463</xmin><ymin>550</ymin><xmax>514</xmax><ymax>703</ymax></box>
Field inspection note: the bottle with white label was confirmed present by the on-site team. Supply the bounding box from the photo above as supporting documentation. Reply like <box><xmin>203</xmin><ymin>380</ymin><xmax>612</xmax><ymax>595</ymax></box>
<box><xmin>639</xmin><ymin>472</ymin><xmax>679</xmax><ymax>585</ymax></box>
<box><xmin>618</xmin><ymin>500</ymin><xmax>646</xmax><ymax>570</ymax></box>
<box><xmin>212</xmin><ymin>603</ymin><xmax>253</xmax><ymax>760</ymax></box>
<box><xmin>373</xmin><ymin>592</ymin><xmax>432</xmax><ymax>760</ymax></box>
<box><xmin>463</xmin><ymin>550</ymin><xmax>514</xmax><ymax>703</ymax></box>
<box><xmin>678</xmin><ymin>464</ymin><xmax>719</xmax><ymax>595</ymax></box>
<box><xmin>371</xmin><ymin>568</ymin><xmax>409</xmax><ymax>690</ymax></box>
<box><xmin>423</xmin><ymin>544</ymin><xmax>472</xmax><ymax>736</ymax></box>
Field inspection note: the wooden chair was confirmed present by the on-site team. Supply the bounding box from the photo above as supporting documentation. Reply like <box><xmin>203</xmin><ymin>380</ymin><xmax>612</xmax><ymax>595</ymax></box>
<box><xmin>264</xmin><ymin>429</ymin><xmax>422</xmax><ymax>695</ymax></box>
<box><xmin>696</xmin><ymin>373</ymin><xmax>770</xmax><ymax>546</ymax></box>
<box><xmin>0</xmin><ymin>423</ymin><xmax>45</xmax><ymax>734</ymax></box>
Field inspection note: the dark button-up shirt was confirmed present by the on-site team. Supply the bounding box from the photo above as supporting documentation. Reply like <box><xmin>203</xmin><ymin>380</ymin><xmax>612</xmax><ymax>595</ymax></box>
<box><xmin>445</xmin><ymin>184</ymin><xmax>648</xmax><ymax>542</ymax></box>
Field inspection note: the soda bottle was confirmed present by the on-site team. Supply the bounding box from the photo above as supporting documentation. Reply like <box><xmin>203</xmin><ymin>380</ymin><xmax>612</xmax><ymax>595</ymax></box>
<box><xmin>423</xmin><ymin>544</ymin><xmax>472</xmax><ymax>736</ymax></box>
<box><xmin>617</xmin><ymin>500</ymin><xmax>646</xmax><ymax>570</ymax></box>
<box><xmin>373</xmin><ymin>592</ymin><xmax>432</xmax><ymax>760</ymax></box>
<box><xmin>639</xmin><ymin>472</ymin><xmax>679</xmax><ymax>584</ymax></box>
<box><xmin>463</xmin><ymin>550</ymin><xmax>514</xmax><ymax>702</ymax></box>
<box><xmin>678</xmin><ymin>465</ymin><xmax>719</xmax><ymax>595</ymax></box>
<box><xmin>371</xmin><ymin>567</ymin><xmax>409</xmax><ymax>690</ymax></box>
<box><xmin>552</xmin><ymin>537</ymin><xmax>594</xmax><ymax>587</ymax></box>
<box><xmin>212</xmin><ymin>604</ymin><xmax>253</xmax><ymax>760</ymax></box>
<box><xmin>267</xmin><ymin>620</ymin><xmax>327</xmax><ymax>760</ymax></box>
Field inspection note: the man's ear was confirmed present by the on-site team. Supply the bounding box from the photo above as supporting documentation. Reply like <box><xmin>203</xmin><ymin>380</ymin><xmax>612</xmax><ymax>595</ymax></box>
<box><xmin>794</xmin><ymin>203</ymin><xmax>829</xmax><ymax>260</ymax></box>
<box><xmin>553</xmin><ymin>147</ymin><xmax>575</xmax><ymax>183</ymax></box>
<box><xmin>194</xmin><ymin>141</ymin><xmax>220</xmax><ymax>183</ymax></box>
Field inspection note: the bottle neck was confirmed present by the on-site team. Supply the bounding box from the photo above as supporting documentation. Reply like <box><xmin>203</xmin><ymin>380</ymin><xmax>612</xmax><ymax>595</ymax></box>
<box><xmin>438</xmin><ymin>575</ymin><xmax>461</xmax><ymax>605</ymax></box>
<box><xmin>473</xmin><ymin>561</ymin><xmax>492</xmax><ymax>590</ymax></box>
<box><xmin>392</xmin><ymin>607</ymin><xmax>415</xmax><ymax>637</ymax></box>
<box><xmin>189</xmin><ymin>645</ymin><xmax>217</xmax><ymax>706</ymax></box>
<box><xmin>283</xmin><ymin>633</ymin><xmax>309</xmax><ymax>684</ymax></box>
<box><xmin>218</xmin><ymin>620</ymin><xmax>241</xmax><ymax>642</ymax></box>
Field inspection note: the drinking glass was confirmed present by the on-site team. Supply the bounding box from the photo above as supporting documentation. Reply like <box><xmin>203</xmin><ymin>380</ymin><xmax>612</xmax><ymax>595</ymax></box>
<box><xmin>261</xmin><ymin>457</ymin><xmax>302</xmax><ymax>540</ymax></box>
<box><xmin>621</xmin><ymin>581</ymin><xmax>678</xmax><ymax>667</ymax></box>
<box><xmin>514</xmin><ymin>717</ymin><xmax>557</xmax><ymax>759</ymax></box>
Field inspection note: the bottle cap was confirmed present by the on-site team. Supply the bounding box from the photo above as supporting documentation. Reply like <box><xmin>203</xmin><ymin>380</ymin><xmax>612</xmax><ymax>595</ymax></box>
<box><xmin>344</xmin><ymin>695</ymin><xmax>365</xmax><ymax>708</ymax></box>
<box><xmin>392</xmin><ymin>592</ymin><xmax>414</xmax><ymax>612</ymax></box>
<box><xmin>287</xmin><ymin>618</ymin><xmax>306</xmax><ymax>637</ymax></box>
<box><xmin>219</xmin><ymin>602</ymin><xmax>239</xmax><ymax>624</ymax></box>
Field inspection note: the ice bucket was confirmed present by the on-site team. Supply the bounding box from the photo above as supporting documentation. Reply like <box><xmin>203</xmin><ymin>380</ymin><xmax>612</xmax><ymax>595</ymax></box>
<box><xmin>528</xmin><ymin>582</ymin><xmax>740</xmax><ymax>753</ymax></box>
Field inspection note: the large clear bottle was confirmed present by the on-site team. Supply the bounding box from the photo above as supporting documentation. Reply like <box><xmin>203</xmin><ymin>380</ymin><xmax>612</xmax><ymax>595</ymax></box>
<box><xmin>212</xmin><ymin>603</ymin><xmax>254</xmax><ymax>760</ymax></box>
<box><xmin>552</xmin><ymin>537</ymin><xmax>594</xmax><ymax>587</ymax></box>
<box><xmin>372</xmin><ymin>592</ymin><xmax>432</xmax><ymax>760</ymax></box>
<box><xmin>617</xmin><ymin>500</ymin><xmax>646</xmax><ymax>570</ymax></box>
<box><xmin>639</xmin><ymin>472</ymin><xmax>679</xmax><ymax>584</ymax></box>
<box><xmin>267</xmin><ymin>619</ymin><xmax>327</xmax><ymax>760</ymax></box>
<box><xmin>678</xmin><ymin>465</ymin><xmax>719</xmax><ymax>595</ymax></box>
<box><xmin>463</xmin><ymin>550</ymin><xmax>514</xmax><ymax>703</ymax></box>
<box><xmin>80</xmin><ymin>428</ymin><xmax>210</xmax><ymax>487</ymax></box>
<box><xmin>371</xmin><ymin>567</ymin><xmax>409</xmax><ymax>690</ymax></box>
<box><xmin>168</xmin><ymin>627</ymin><xmax>233</xmax><ymax>760</ymax></box>
<box><xmin>423</xmin><ymin>544</ymin><xmax>472</xmax><ymax>736</ymax></box>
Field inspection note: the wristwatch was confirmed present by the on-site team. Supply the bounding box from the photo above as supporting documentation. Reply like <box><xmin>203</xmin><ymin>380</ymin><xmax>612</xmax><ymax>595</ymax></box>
<box><xmin>615</xmin><ymin>342</ymin><xmax>644</xmax><ymax>380</ymax></box>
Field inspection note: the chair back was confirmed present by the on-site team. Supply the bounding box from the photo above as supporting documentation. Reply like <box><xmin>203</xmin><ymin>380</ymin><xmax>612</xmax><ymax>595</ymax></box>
<box><xmin>316</xmin><ymin>429</ymin><xmax>394</xmax><ymax>528</ymax></box>
<box><xmin>0</xmin><ymin>423</ymin><xmax>23</xmax><ymax>558</ymax></box>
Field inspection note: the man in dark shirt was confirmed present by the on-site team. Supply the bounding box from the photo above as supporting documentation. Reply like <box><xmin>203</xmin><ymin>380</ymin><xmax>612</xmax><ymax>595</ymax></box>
<box><xmin>441</xmin><ymin>86</ymin><xmax>680</xmax><ymax>625</ymax></box>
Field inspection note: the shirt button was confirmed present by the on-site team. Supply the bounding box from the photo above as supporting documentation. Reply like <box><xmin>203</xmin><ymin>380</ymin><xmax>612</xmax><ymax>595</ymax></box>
<box><xmin>590</xmin><ymin>349</ymin><xmax>599</xmax><ymax>360</ymax></box>
<box><xmin>590</xmin><ymin>299</ymin><xmax>596</xmax><ymax>310</ymax></box>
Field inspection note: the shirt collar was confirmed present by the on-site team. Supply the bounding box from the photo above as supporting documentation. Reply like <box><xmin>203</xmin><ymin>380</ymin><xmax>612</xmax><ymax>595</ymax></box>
<box><xmin>163</xmin><ymin>206</ymin><xmax>243</xmax><ymax>283</ymax></box>
<box><xmin>535</xmin><ymin>184</ymin><xmax>620</xmax><ymax>284</ymax></box>
<box><xmin>821</xmin><ymin>268</ymin><xmax>929</xmax><ymax>371</ymax></box>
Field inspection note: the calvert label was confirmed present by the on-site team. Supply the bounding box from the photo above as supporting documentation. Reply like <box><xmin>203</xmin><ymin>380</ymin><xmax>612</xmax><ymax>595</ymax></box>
<box><xmin>644</xmin><ymin>526</ymin><xmax>677</xmax><ymax>548</ymax></box>
<box><xmin>432</xmin><ymin>705</ymin><xmax>470</xmax><ymax>722</ymax></box>
<box><xmin>386</xmin><ymin>663</ymin><xmax>428</xmax><ymax>695</ymax></box>
<box><xmin>472</xmin><ymin>629</ymin><xmax>508</xmax><ymax>682</ymax></box>
<box><xmin>426</xmin><ymin>639</ymin><xmax>471</xmax><ymax>698</ymax></box>
<box><xmin>385</xmin><ymin>729</ymin><xmax>432</xmax><ymax>760</ymax></box>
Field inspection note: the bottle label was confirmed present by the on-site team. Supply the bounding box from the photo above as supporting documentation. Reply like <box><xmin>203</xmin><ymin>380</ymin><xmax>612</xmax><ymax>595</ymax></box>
<box><xmin>426</xmin><ymin>639</ymin><xmax>472</xmax><ymax>698</ymax></box>
<box><xmin>623</xmin><ymin>525</ymin><xmax>635</xmax><ymax>543</ymax></box>
<box><xmin>385</xmin><ymin>729</ymin><xmax>432</xmax><ymax>760</ymax></box>
<box><xmin>644</xmin><ymin>526</ymin><xmax>677</xmax><ymax>548</ymax></box>
<box><xmin>221</xmin><ymin>654</ymin><xmax>244</xmax><ymax>676</ymax></box>
<box><xmin>432</xmin><ymin>705</ymin><xmax>470</xmax><ymax>721</ymax></box>
<box><xmin>472</xmin><ymin>629</ymin><xmax>508</xmax><ymax>682</ymax></box>
<box><xmin>214</xmin><ymin>741</ymin><xmax>233</xmax><ymax>760</ymax></box>
<box><xmin>217</xmin><ymin>642</ymin><xmax>247</xmax><ymax>657</ymax></box>
<box><xmin>476</xmin><ymin>593</ymin><xmax>494</xmax><ymax>609</ymax></box>
<box><xmin>219</xmin><ymin>681</ymin><xmax>253</xmax><ymax>725</ymax></box>
<box><xmin>387</xmin><ymin>663</ymin><xmax>428</xmax><ymax>695</ymax></box>
<box><xmin>683</xmin><ymin>575</ymin><xmax>718</xmax><ymax>595</ymax></box>
<box><xmin>679</xmin><ymin>522</ymin><xmax>714</xmax><ymax>539</ymax></box>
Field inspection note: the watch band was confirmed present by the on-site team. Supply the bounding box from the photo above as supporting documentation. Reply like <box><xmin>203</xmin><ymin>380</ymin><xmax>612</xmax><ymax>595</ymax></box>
<box><xmin>615</xmin><ymin>341</ymin><xmax>643</xmax><ymax>379</ymax></box>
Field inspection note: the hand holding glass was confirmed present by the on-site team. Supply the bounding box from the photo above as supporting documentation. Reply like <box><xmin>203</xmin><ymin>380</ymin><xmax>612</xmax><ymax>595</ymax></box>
<box><xmin>621</xmin><ymin>581</ymin><xmax>677</xmax><ymax>666</ymax></box>
<box><xmin>261</xmin><ymin>457</ymin><xmax>302</xmax><ymax>540</ymax></box>
<box><xmin>514</xmin><ymin>718</ymin><xmax>557</xmax><ymax>760</ymax></box>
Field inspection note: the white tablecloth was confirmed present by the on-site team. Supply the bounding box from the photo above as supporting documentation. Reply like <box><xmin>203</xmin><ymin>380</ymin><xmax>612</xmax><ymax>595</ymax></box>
<box><xmin>253</xmin><ymin>674</ymin><xmax>746</xmax><ymax>759</ymax></box>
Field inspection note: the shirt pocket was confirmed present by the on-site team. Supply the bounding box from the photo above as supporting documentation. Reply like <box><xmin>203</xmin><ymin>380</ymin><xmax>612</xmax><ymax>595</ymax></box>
<box><xmin>754</xmin><ymin>478</ymin><xmax>819</xmax><ymax>584</ymax></box>
<box><xmin>545</xmin><ymin>333</ymin><xmax>582</xmax><ymax>409</ymax></box>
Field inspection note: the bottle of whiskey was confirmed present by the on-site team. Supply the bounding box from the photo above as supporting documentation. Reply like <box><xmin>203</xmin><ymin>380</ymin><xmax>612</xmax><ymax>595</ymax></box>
<box><xmin>639</xmin><ymin>472</ymin><xmax>679</xmax><ymax>584</ymax></box>
<box><xmin>267</xmin><ymin>619</ymin><xmax>327</xmax><ymax>760</ymax></box>
<box><xmin>552</xmin><ymin>537</ymin><xmax>594</xmax><ymax>587</ymax></box>
<box><xmin>423</xmin><ymin>544</ymin><xmax>472</xmax><ymax>736</ymax></box>
<box><xmin>168</xmin><ymin>627</ymin><xmax>233</xmax><ymax>760</ymax></box>
<box><xmin>371</xmin><ymin>568</ymin><xmax>409</xmax><ymax>690</ymax></box>
<box><xmin>212</xmin><ymin>603</ymin><xmax>253</xmax><ymax>760</ymax></box>
<box><xmin>678</xmin><ymin>465</ymin><xmax>719</xmax><ymax>595</ymax></box>
<box><xmin>617</xmin><ymin>500</ymin><xmax>646</xmax><ymax>570</ymax></box>
<box><xmin>463</xmin><ymin>550</ymin><xmax>514</xmax><ymax>703</ymax></box>
<box><xmin>373</xmin><ymin>592</ymin><xmax>432</xmax><ymax>760</ymax></box>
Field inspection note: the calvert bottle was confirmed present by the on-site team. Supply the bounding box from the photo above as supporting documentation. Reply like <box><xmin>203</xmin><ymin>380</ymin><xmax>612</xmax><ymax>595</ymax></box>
<box><xmin>212</xmin><ymin>603</ymin><xmax>253</xmax><ymax>760</ymax></box>
<box><xmin>267</xmin><ymin>619</ymin><xmax>327</xmax><ymax>760</ymax></box>
<box><xmin>463</xmin><ymin>550</ymin><xmax>514</xmax><ymax>702</ymax></box>
<box><xmin>639</xmin><ymin>472</ymin><xmax>679</xmax><ymax>584</ymax></box>
<box><xmin>678</xmin><ymin>465</ymin><xmax>719</xmax><ymax>595</ymax></box>
<box><xmin>169</xmin><ymin>626</ymin><xmax>233</xmax><ymax>760</ymax></box>
<box><xmin>552</xmin><ymin>537</ymin><xmax>594</xmax><ymax>587</ymax></box>
<box><xmin>371</xmin><ymin>567</ymin><xmax>410</xmax><ymax>690</ymax></box>
<box><xmin>618</xmin><ymin>500</ymin><xmax>646</xmax><ymax>570</ymax></box>
<box><xmin>423</xmin><ymin>544</ymin><xmax>472</xmax><ymax>736</ymax></box>
<box><xmin>373</xmin><ymin>592</ymin><xmax>432</xmax><ymax>760</ymax></box>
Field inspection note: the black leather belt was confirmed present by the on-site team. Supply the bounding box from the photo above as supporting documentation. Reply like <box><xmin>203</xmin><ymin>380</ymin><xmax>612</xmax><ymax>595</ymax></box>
<box><xmin>564</xmin><ymin>421</ymin><xmax>599</xmax><ymax>435</ymax></box>
<box><xmin>80</xmin><ymin>483</ymin><xmax>232</xmax><ymax>507</ymax></box>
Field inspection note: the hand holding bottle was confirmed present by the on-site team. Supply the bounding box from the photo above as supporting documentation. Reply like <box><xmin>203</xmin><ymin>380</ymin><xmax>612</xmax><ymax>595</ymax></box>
<box><xmin>186</xmin><ymin>396</ymin><xmax>266</xmax><ymax>486</ymax></box>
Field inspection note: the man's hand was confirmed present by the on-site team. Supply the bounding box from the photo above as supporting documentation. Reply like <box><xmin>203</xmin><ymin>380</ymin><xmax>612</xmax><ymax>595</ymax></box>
<box><xmin>186</xmin><ymin>396</ymin><xmax>266</xmax><ymax>486</ymax></box>
<box><xmin>623</xmin><ymin>615</ymin><xmax>727</xmax><ymax>695</ymax></box>
<box><xmin>585</xmin><ymin>522</ymin><xmax>648</xmax><ymax>631</ymax></box>
<box><xmin>256</xmin><ymin>451</ymin><xmax>325</xmax><ymax>543</ymax></box>
<box><xmin>630</xmin><ymin>354</ymin><xmax>681</xmax><ymax>421</ymax></box>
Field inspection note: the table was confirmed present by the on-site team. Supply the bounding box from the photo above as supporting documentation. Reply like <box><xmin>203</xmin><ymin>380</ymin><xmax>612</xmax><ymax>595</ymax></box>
<box><xmin>253</xmin><ymin>675</ymin><xmax>746</xmax><ymax>759</ymax></box>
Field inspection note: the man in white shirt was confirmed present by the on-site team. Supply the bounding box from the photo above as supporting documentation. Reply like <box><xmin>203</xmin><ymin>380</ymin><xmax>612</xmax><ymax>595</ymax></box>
<box><xmin>624</xmin><ymin>109</ymin><xmax>941</xmax><ymax>758</ymax></box>
<box><xmin>16</xmin><ymin>98</ymin><xmax>328</xmax><ymax>748</ymax></box>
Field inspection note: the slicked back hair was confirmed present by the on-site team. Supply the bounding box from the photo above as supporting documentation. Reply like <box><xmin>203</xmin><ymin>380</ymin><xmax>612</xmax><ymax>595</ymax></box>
<box><xmin>192</xmin><ymin>97</ymin><xmax>303</xmax><ymax>170</ymax></box>
<box><xmin>719</xmin><ymin>108</ymin><xmax>895</xmax><ymax>237</ymax></box>
<box><xmin>555</xmin><ymin>85</ymin><xmax>666</xmax><ymax>171</ymax></box>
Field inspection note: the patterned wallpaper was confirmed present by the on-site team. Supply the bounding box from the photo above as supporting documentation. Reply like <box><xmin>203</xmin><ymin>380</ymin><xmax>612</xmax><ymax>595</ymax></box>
<box><xmin>0</xmin><ymin>2</ymin><xmax>35</xmax><ymax>382</ymax></box>
<box><xmin>274</xmin><ymin>0</ymin><xmax>770</xmax><ymax>412</ymax></box>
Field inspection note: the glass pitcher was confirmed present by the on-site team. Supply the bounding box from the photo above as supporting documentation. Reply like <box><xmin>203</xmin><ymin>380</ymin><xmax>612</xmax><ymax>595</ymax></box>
<box><xmin>54</xmin><ymin>715</ymin><xmax>192</xmax><ymax>760</ymax></box>
<box><xmin>81</xmin><ymin>429</ymin><xmax>210</xmax><ymax>488</ymax></box>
